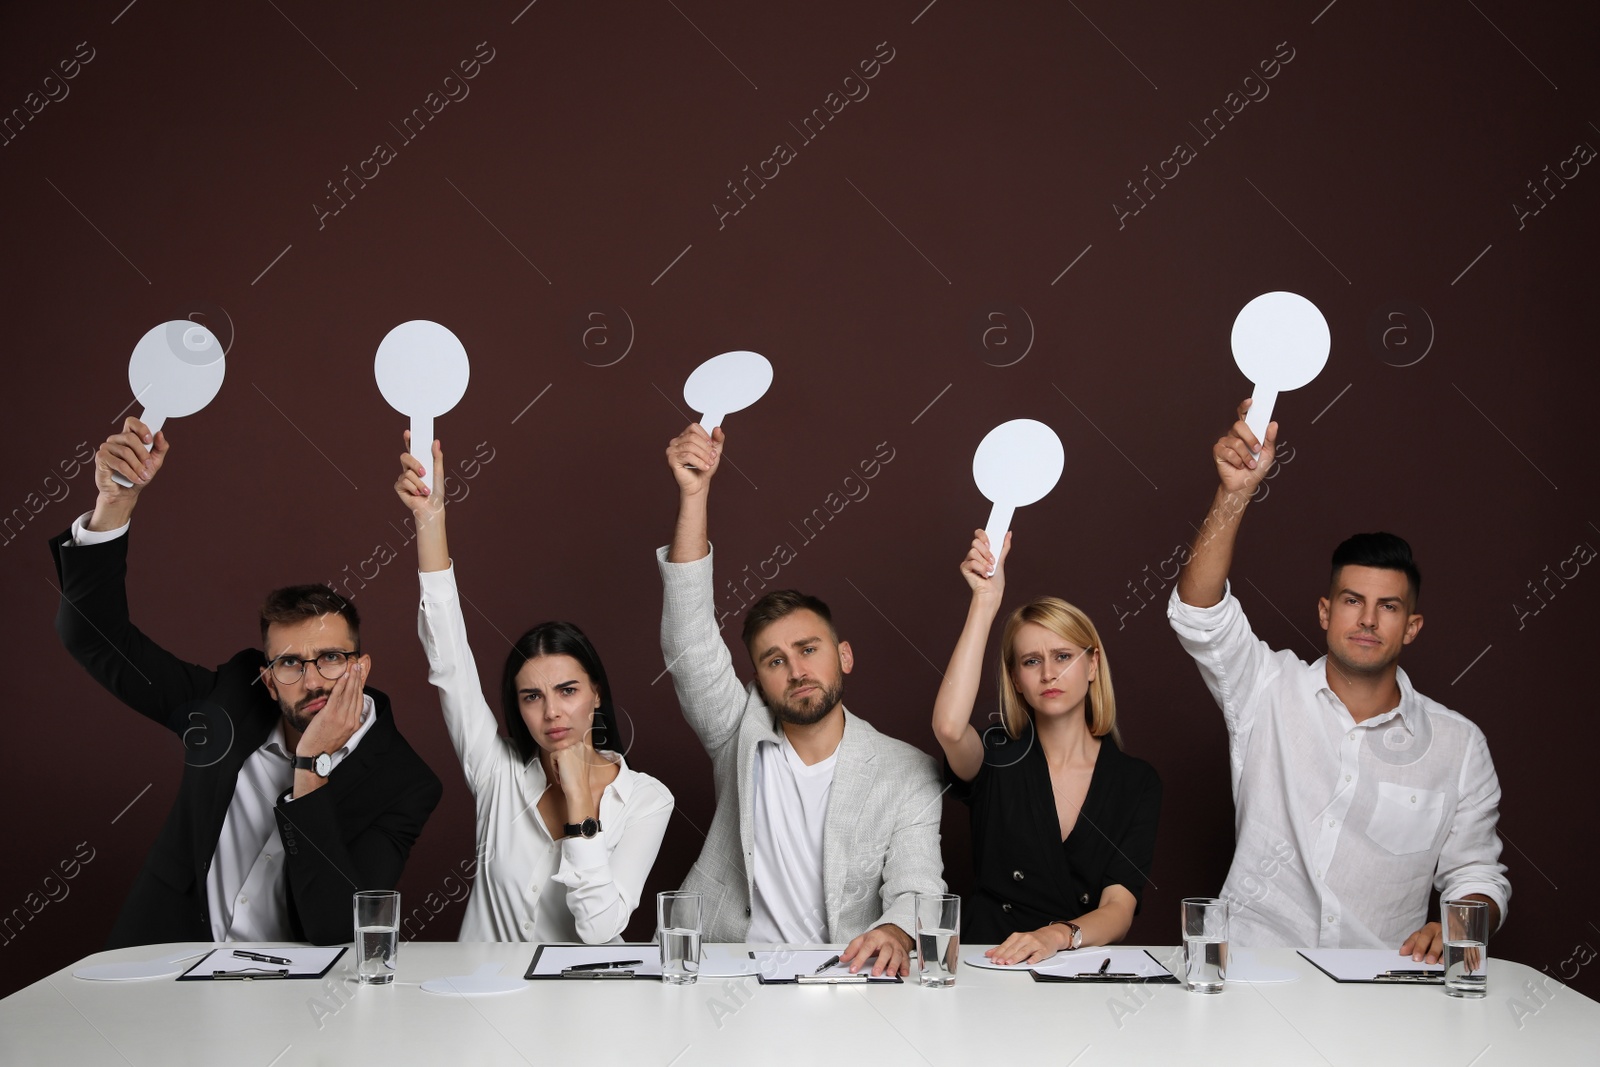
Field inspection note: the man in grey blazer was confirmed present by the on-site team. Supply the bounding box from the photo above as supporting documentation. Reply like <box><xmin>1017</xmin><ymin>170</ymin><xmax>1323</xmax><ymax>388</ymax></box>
<box><xmin>659</xmin><ymin>423</ymin><xmax>945</xmax><ymax>977</ymax></box>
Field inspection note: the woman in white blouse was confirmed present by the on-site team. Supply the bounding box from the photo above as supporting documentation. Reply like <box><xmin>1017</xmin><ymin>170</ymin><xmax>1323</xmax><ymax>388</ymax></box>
<box><xmin>395</xmin><ymin>435</ymin><xmax>674</xmax><ymax>943</ymax></box>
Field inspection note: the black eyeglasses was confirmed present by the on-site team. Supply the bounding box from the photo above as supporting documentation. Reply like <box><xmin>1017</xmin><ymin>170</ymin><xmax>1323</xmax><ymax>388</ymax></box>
<box><xmin>268</xmin><ymin>650</ymin><xmax>360</xmax><ymax>685</ymax></box>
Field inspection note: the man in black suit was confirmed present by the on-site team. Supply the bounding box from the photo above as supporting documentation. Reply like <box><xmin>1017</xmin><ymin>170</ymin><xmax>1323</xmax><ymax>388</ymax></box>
<box><xmin>51</xmin><ymin>417</ymin><xmax>443</xmax><ymax>948</ymax></box>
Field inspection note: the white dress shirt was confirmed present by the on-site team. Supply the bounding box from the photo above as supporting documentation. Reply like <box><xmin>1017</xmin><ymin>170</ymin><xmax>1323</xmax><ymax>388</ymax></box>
<box><xmin>205</xmin><ymin>699</ymin><xmax>376</xmax><ymax>940</ymax></box>
<box><xmin>417</xmin><ymin>564</ymin><xmax>674</xmax><ymax>943</ymax></box>
<box><xmin>70</xmin><ymin>512</ymin><xmax>378</xmax><ymax>942</ymax></box>
<box><xmin>1167</xmin><ymin>584</ymin><xmax>1510</xmax><ymax>949</ymax></box>
<box><xmin>747</xmin><ymin>734</ymin><xmax>835</xmax><ymax>944</ymax></box>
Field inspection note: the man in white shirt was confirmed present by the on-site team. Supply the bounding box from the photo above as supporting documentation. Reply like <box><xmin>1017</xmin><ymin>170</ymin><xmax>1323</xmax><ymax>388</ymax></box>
<box><xmin>52</xmin><ymin>417</ymin><xmax>442</xmax><ymax>947</ymax></box>
<box><xmin>659</xmin><ymin>423</ymin><xmax>945</xmax><ymax>976</ymax></box>
<box><xmin>1168</xmin><ymin>400</ymin><xmax>1509</xmax><ymax>961</ymax></box>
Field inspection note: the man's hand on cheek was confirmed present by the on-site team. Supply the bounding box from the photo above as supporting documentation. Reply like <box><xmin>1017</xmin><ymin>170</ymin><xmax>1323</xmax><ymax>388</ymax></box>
<box><xmin>297</xmin><ymin>662</ymin><xmax>366</xmax><ymax>757</ymax></box>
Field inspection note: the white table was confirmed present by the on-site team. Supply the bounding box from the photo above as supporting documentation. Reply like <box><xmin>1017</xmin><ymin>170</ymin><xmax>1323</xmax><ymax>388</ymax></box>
<box><xmin>3</xmin><ymin>942</ymin><xmax>1594</xmax><ymax>1066</ymax></box>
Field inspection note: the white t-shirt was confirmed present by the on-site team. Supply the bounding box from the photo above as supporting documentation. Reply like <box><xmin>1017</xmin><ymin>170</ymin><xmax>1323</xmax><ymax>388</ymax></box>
<box><xmin>747</xmin><ymin>733</ymin><xmax>836</xmax><ymax>944</ymax></box>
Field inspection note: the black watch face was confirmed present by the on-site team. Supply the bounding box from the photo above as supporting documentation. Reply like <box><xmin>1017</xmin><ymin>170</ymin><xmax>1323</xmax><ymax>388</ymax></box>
<box><xmin>582</xmin><ymin>818</ymin><xmax>599</xmax><ymax>838</ymax></box>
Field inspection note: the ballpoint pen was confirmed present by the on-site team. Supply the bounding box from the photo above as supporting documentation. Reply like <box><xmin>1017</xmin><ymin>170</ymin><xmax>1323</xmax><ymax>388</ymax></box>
<box><xmin>1097</xmin><ymin>958</ymin><xmax>1112</xmax><ymax>976</ymax></box>
<box><xmin>565</xmin><ymin>959</ymin><xmax>643</xmax><ymax>972</ymax></box>
<box><xmin>233</xmin><ymin>950</ymin><xmax>292</xmax><ymax>966</ymax></box>
<box><xmin>813</xmin><ymin>954</ymin><xmax>842</xmax><ymax>975</ymax></box>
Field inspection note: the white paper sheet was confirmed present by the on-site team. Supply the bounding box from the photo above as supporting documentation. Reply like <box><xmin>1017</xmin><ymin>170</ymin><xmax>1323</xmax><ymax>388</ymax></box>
<box><xmin>1224</xmin><ymin>948</ymin><xmax>1301</xmax><ymax>984</ymax></box>
<box><xmin>1031</xmin><ymin>948</ymin><xmax>1174</xmax><ymax>979</ymax></box>
<box><xmin>1299</xmin><ymin>948</ymin><xmax>1444</xmax><ymax>982</ymax></box>
<box><xmin>700</xmin><ymin>944</ymin><xmax>763</xmax><ymax>977</ymax></box>
<box><xmin>751</xmin><ymin>949</ymin><xmax>900</xmax><ymax>982</ymax></box>
<box><xmin>525</xmin><ymin>943</ymin><xmax>664</xmax><ymax>977</ymax></box>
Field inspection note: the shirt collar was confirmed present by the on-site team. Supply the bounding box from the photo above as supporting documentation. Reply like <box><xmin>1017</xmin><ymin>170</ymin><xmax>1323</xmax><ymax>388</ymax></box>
<box><xmin>523</xmin><ymin>748</ymin><xmax>636</xmax><ymax>803</ymax></box>
<box><xmin>1309</xmin><ymin>657</ymin><xmax>1425</xmax><ymax>732</ymax></box>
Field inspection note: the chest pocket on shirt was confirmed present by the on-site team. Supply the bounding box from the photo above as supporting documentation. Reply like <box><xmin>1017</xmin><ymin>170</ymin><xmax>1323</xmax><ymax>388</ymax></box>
<box><xmin>1365</xmin><ymin>782</ymin><xmax>1446</xmax><ymax>856</ymax></box>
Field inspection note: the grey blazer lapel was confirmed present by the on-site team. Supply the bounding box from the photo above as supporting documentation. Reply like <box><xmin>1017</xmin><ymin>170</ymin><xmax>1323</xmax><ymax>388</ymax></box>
<box><xmin>821</xmin><ymin>709</ymin><xmax>876</xmax><ymax>934</ymax></box>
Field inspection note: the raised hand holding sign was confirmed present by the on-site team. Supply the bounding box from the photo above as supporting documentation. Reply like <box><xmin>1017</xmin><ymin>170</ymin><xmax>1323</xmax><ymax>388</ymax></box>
<box><xmin>972</xmin><ymin>419</ymin><xmax>1064</xmax><ymax>576</ymax></box>
<box><xmin>110</xmin><ymin>320</ymin><xmax>226</xmax><ymax>488</ymax></box>
<box><xmin>1231</xmin><ymin>291</ymin><xmax>1330</xmax><ymax>450</ymax></box>
<box><xmin>375</xmin><ymin>320</ymin><xmax>470</xmax><ymax>494</ymax></box>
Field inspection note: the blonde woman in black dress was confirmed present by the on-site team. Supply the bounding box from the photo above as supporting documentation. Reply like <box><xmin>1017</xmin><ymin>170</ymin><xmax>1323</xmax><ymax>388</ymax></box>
<box><xmin>932</xmin><ymin>530</ymin><xmax>1162</xmax><ymax>965</ymax></box>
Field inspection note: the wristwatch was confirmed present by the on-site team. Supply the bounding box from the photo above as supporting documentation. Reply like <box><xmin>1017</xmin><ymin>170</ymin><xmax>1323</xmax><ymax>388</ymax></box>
<box><xmin>294</xmin><ymin>753</ymin><xmax>333</xmax><ymax>778</ymax></box>
<box><xmin>1053</xmin><ymin>920</ymin><xmax>1083</xmax><ymax>950</ymax></box>
<box><xmin>562</xmin><ymin>817</ymin><xmax>602</xmax><ymax>839</ymax></box>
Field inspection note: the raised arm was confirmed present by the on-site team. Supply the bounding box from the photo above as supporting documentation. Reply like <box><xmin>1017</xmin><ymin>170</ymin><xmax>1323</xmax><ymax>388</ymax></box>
<box><xmin>53</xmin><ymin>417</ymin><xmax>218</xmax><ymax>731</ymax></box>
<box><xmin>659</xmin><ymin>423</ymin><xmax>749</xmax><ymax>754</ymax></box>
<box><xmin>398</xmin><ymin>436</ymin><xmax>507</xmax><ymax>789</ymax></box>
<box><xmin>666</xmin><ymin>423</ymin><xmax>723</xmax><ymax>564</ymax></box>
<box><xmin>1175</xmin><ymin>399</ymin><xmax>1278</xmax><ymax>608</ymax></box>
<box><xmin>932</xmin><ymin>530</ymin><xmax>1012</xmax><ymax>782</ymax></box>
<box><xmin>397</xmin><ymin>431</ymin><xmax>449</xmax><ymax>573</ymax></box>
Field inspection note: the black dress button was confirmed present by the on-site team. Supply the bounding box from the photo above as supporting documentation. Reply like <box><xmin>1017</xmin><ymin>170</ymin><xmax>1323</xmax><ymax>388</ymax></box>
<box><xmin>1012</xmin><ymin>870</ymin><xmax>1025</xmax><ymax>881</ymax></box>
<box><xmin>1078</xmin><ymin>892</ymin><xmax>1090</xmax><ymax>906</ymax></box>
<box><xmin>746</xmin><ymin>906</ymin><xmax>752</xmax><ymax>916</ymax></box>
<box><xmin>1002</xmin><ymin>903</ymin><xmax>1013</xmax><ymax>913</ymax></box>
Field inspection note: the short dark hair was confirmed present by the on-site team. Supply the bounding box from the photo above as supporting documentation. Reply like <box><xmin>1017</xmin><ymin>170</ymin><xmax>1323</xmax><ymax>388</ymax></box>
<box><xmin>259</xmin><ymin>585</ymin><xmax>361</xmax><ymax>647</ymax></box>
<box><xmin>742</xmin><ymin>589</ymin><xmax>836</xmax><ymax>655</ymax></box>
<box><xmin>1330</xmin><ymin>532</ymin><xmax>1421</xmax><ymax>605</ymax></box>
<box><xmin>499</xmin><ymin>621</ymin><xmax>621</xmax><ymax>767</ymax></box>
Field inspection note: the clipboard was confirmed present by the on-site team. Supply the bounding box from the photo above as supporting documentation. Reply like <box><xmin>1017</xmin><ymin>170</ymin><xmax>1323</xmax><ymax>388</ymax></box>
<box><xmin>751</xmin><ymin>949</ymin><xmax>903</xmax><ymax>984</ymax></box>
<box><xmin>1027</xmin><ymin>949</ymin><xmax>1179</xmax><ymax>984</ymax></box>
<box><xmin>524</xmin><ymin>943</ymin><xmax>663</xmax><ymax>980</ymax></box>
<box><xmin>1298</xmin><ymin>948</ymin><xmax>1445</xmax><ymax>984</ymax></box>
<box><xmin>177</xmin><ymin>946</ymin><xmax>346</xmax><ymax>981</ymax></box>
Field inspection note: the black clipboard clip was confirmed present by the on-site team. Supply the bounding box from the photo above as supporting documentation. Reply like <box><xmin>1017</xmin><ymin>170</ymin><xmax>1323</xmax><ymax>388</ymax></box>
<box><xmin>213</xmin><ymin>967</ymin><xmax>290</xmax><ymax>980</ymax></box>
<box><xmin>797</xmin><ymin>974</ymin><xmax>869</xmax><ymax>984</ymax></box>
<box><xmin>560</xmin><ymin>968</ymin><xmax>637</xmax><ymax>979</ymax></box>
<box><xmin>1374</xmin><ymin>969</ymin><xmax>1444</xmax><ymax>984</ymax></box>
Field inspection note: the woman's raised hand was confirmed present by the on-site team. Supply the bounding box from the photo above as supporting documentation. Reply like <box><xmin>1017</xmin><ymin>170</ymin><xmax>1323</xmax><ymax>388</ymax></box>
<box><xmin>960</xmin><ymin>529</ymin><xmax>1011</xmax><ymax>602</ymax></box>
<box><xmin>395</xmin><ymin>430</ymin><xmax>446</xmax><ymax>518</ymax></box>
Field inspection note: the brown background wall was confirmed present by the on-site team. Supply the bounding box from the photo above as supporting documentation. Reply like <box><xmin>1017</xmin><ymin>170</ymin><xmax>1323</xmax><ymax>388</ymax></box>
<box><xmin>1</xmin><ymin>0</ymin><xmax>1596</xmax><ymax>1006</ymax></box>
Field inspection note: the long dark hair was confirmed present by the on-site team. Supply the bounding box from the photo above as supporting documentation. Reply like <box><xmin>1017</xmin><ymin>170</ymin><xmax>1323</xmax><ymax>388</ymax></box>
<box><xmin>499</xmin><ymin>621</ymin><xmax>622</xmax><ymax>767</ymax></box>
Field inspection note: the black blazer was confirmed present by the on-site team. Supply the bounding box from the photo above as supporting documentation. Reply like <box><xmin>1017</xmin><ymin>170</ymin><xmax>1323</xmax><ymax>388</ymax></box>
<box><xmin>51</xmin><ymin>527</ymin><xmax>443</xmax><ymax>949</ymax></box>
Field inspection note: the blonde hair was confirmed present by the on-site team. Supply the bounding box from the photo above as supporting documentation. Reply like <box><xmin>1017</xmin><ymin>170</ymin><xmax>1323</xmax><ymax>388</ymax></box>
<box><xmin>997</xmin><ymin>596</ymin><xmax>1119</xmax><ymax>743</ymax></box>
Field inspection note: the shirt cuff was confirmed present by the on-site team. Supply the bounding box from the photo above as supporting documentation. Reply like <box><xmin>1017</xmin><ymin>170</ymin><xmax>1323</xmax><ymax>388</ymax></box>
<box><xmin>551</xmin><ymin>833</ymin><xmax>610</xmax><ymax>884</ymax></box>
<box><xmin>1165</xmin><ymin>581</ymin><xmax>1236</xmax><ymax>624</ymax></box>
<box><xmin>655</xmin><ymin>543</ymin><xmax>714</xmax><ymax>572</ymax></box>
<box><xmin>418</xmin><ymin>561</ymin><xmax>458</xmax><ymax>601</ymax></box>
<box><xmin>71</xmin><ymin>511</ymin><xmax>129</xmax><ymax>546</ymax></box>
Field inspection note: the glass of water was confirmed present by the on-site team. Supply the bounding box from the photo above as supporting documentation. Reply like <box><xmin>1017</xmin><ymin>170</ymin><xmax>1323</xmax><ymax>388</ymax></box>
<box><xmin>353</xmin><ymin>890</ymin><xmax>400</xmax><ymax>985</ymax></box>
<box><xmin>1181</xmin><ymin>897</ymin><xmax>1228</xmax><ymax>993</ymax></box>
<box><xmin>1443</xmin><ymin>899</ymin><xmax>1489</xmax><ymax>998</ymax></box>
<box><xmin>915</xmin><ymin>893</ymin><xmax>960</xmax><ymax>987</ymax></box>
<box><xmin>657</xmin><ymin>891</ymin><xmax>702</xmax><ymax>985</ymax></box>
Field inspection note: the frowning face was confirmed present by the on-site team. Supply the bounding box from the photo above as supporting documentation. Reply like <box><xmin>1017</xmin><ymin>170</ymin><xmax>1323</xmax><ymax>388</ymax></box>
<box><xmin>1009</xmin><ymin>621</ymin><xmax>1097</xmax><ymax>720</ymax></box>
<box><xmin>515</xmin><ymin>653</ymin><xmax>601</xmax><ymax>752</ymax></box>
